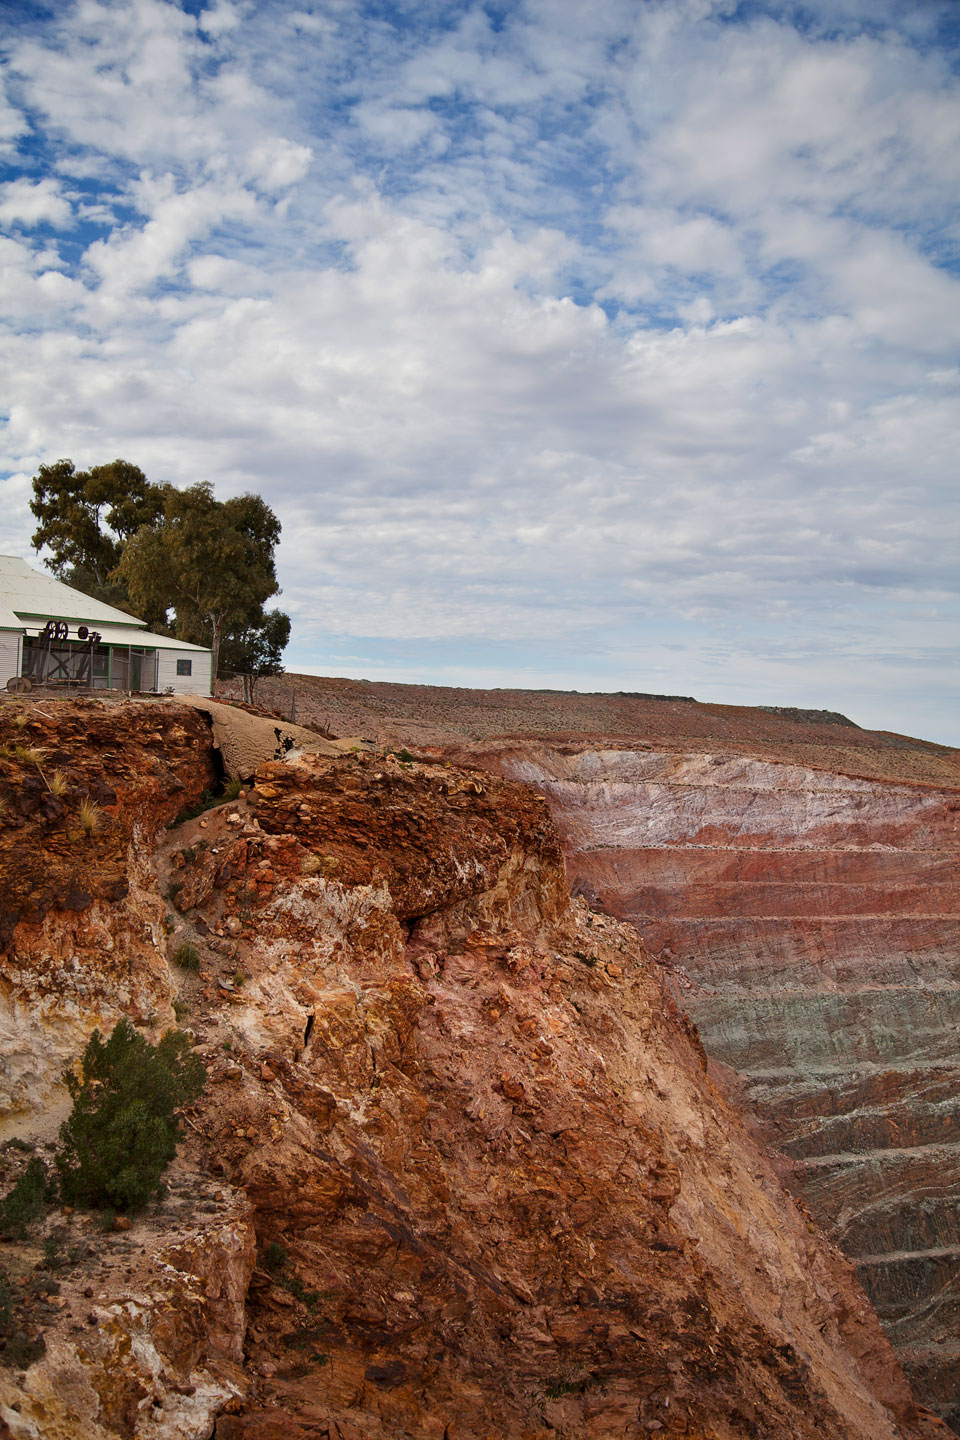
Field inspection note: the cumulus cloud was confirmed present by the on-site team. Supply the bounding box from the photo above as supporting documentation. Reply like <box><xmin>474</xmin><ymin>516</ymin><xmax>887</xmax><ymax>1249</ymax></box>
<box><xmin>0</xmin><ymin>177</ymin><xmax>72</xmax><ymax>228</ymax></box>
<box><xmin>0</xmin><ymin>0</ymin><xmax>958</xmax><ymax>741</ymax></box>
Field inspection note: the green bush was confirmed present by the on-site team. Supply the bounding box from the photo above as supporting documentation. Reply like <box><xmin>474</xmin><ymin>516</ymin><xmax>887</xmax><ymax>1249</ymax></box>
<box><xmin>0</xmin><ymin>1157</ymin><xmax>51</xmax><ymax>1238</ymax></box>
<box><xmin>56</xmin><ymin>1019</ymin><xmax>205</xmax><ymax>1212</ymax></box>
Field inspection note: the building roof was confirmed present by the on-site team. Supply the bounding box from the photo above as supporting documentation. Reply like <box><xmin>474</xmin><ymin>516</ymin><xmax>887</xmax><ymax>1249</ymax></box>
<box><xmin>0</xmin><ymin>601</ymin><xmax>23</xmax><ymax>631</ymax></box>
<box><xmin>0</xmin><ymin>557</ymin><xmax>212</xmax><ymax>655</ymax></box>
<box><xmin>0</xmin><ymin>555</ymin><xmax>150</xmax><ymax>628</ymax></box>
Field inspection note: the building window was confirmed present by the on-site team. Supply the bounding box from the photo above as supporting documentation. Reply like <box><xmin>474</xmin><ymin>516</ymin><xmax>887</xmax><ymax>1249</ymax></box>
<box><xmin>176</xmin><ymin>659</ymin><xmax>192</xmax><ymax>676</ymax></box>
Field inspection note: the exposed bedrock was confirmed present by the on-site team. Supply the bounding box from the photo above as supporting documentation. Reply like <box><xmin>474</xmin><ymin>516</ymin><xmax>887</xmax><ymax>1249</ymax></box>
<box><xmin>484</xmin><ymin>745</ymin><xmax>960</xmax><ymax>1431</ymax></box>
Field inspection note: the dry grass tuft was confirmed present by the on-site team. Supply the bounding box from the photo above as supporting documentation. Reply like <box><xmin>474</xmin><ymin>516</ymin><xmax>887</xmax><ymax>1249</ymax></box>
<box><xmin>173</xmin><ymin>942</ymin><xmax>200</xmax><ymax>972</ymax></box>
<box><xmin>301</xmin><ymin>852</ymin><xmax>324</xmax><ymax>876</ymax></box>
<box><xmin>78</xmin><ymin>796</ymin><xmax>102</xmax><ymax>837</ymax></box>
<box><xmin>47</xmin><ymin>768</ymin><xmax>69</xmax><ymax>797</ymax></box>
<box><xmin>16</xmin><ymin>745</ymin><xmax>46</xmax><ymax>766</ymax></box>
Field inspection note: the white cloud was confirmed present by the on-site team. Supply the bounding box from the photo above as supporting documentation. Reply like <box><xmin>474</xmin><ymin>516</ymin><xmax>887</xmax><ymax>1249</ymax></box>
<box><xmin>198</xmin><ymin>2</ymin><xmax>242</xmax><ymax>37</ymax></box>
<box><xmin>0</xmin><ymin>177</ymin><xmax>72</xmax><ymax>228</ymax></box>
<box><xmin>246</xmin><ymin>137</ymin><xmax>313</xmax><ymax>191</ymax></box>
<box><xmin>0</xmin><ymin>75</ymin><xmax>28</xmax><ymax>154</ymax></box>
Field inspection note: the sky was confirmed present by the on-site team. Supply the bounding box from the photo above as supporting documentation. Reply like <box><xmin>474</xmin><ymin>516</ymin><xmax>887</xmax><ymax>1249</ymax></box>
<box><xmin>1</xmin><ymin>0</ymin><xmax>959</xmax><ymax>743</ymax></box>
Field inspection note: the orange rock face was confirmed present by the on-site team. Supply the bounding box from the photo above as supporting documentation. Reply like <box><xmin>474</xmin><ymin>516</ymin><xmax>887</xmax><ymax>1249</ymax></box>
<box><xmin>0</xmin><ymin>698</ymin><xmax>216</xmax><ymax>1119</ymax></box>
<box><xmin>0</xmin><ymin>698</ymin><xmax>953</xmax><ymax>1439</ymax></box>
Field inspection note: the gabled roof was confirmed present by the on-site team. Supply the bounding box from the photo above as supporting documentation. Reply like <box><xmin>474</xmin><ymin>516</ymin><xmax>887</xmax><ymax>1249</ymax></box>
<box><xmin>0</xmin><ymin>599</ymin><xmax>22</xmax><ymax>631</ymax></box>
<box><xmin>0</xmin><ymin>555</ymin><xmax>148</xmax><ymax>628</ymax></box>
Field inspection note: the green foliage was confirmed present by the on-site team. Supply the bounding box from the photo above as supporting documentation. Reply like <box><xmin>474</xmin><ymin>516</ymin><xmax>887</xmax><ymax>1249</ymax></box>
<box><xmin>29</xmin><ymin>458</ymin><xmax>165</xmax><ymax>611</ymax></box>
<box><xmin>56</xmin><ymin>1019</ymin><xmax>205</xmax><ymax>1212</ymax></box>
<box><xmin>0</xmin><ymin>1158</ymin><xmax>51</xmax><ymax>1238</ymax></box>
<box><xmin>263</xmin><ymin>1240</ymin><xmax>288</xmax><ymax>1272</ymax></box>
<box><xmin>285</xmin><ymin>1274</ymin><xmax>322</xmax><ymax>1310</ymax></box>
<box><xmin>285</xmin><ymin>1320</ymin><xmax>328</xmax><ymax>1355</ymax></box>
<box><xmin>167</xmin><ymin>789</ymin><xmax>218</xmax><ymax>828</ymax></box>
<box><xmin>173</xmin><ymin>943</ymin><xmax>200</xmax><ymax>972</ymax></box>
<box><xmin>118</xmin><ymin>481</ymin><xmax>288</xmax><ymax>678</ymax></box>
<box><xmin>219</xmin><ymin>609</ymin><xmax>291</xmax><ymax>680</ymax></box>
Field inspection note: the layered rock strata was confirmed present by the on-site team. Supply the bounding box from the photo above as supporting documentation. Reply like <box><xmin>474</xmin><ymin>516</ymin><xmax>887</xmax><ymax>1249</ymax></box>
<box><xmin>0</xmin><ymin>698</ymin><xmax>951</xmax><ymax>1438</ymax></box>
<box><xmin>466</xmin><ymin>742</ymin><xmax>960</xmax><ymax>1429</ymax></box>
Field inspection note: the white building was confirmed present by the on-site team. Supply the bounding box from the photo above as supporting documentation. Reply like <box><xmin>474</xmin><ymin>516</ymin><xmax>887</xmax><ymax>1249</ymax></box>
<box><xmin>0</xmin><ymin>556</ymin><xmax>213</xmax><ymax>697</ymax></box>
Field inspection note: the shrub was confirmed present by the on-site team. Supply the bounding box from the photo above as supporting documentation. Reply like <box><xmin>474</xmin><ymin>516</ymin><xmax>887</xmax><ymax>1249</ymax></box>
<box><xmin>0</xmin><ymin>1157</ymin><xmax>51</xmax><ymax>1238</ymax></box>
<box><xmin>56</xmin><ymin>1019</ymin><xmax>206</xmax><ymax>1212</ymax></box>
<box><xmin>263</xmin><ymin>1240</ymin><xmax>288</xmax><ymax>1272</ymax></box>
<box><xmin>173</xmin><ymin>942</ymin><xmax>200</xmax><ymax>972</ymax></box>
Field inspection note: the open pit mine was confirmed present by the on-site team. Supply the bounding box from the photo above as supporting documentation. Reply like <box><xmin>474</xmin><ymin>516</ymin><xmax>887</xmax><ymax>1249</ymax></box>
<box><xmin>0</xmin><ymin>693</ymin><xmax>955</xmax><ymax>1440</ymax></box>
<box><xmin>231</xmin><ymin>677</ymin><xmax>960</xmax><ymax>1431</ymax></box>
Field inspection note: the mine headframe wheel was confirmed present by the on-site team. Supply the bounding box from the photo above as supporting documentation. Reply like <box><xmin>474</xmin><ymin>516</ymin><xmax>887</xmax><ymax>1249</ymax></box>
<box><xmin>5</xmin><ymin>676</ymin><xmax>32</xmax><ymax>693</ymax></box>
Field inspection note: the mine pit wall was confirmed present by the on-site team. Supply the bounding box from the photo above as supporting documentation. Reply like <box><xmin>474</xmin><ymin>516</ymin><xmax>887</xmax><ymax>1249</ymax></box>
<box><xmin>498</xmin><ymin>746</ymin><xmax>960</xmax><ymax>1432</ymax></box>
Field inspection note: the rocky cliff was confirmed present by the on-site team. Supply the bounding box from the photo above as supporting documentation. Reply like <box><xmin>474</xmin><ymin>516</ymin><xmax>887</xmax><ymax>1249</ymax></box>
<box><xmin>219</xmin><ymin>676</ymin><xmax>960</xmax><ymax>1430</ymax></box>
<box><xmin>0</xmin><ymin>697</ymin><xmax>951</xmax><ymax>1439</ymax></box>
<box><xmin>447</xmin><ymin>738</ymin><xmax>960</xmax><ymax>1430</ymax></box>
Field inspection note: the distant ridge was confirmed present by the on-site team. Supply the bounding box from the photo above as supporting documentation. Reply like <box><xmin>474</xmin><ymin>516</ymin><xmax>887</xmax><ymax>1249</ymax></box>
<box><xmin>758</xmin><ymin>705</ymin><xmax>858</xmax><ymax>727</ymax></box>
<box><xmin>216</xmin><ymin>673</ymin><xmax>960</xmax><ymax>789</ymax></box>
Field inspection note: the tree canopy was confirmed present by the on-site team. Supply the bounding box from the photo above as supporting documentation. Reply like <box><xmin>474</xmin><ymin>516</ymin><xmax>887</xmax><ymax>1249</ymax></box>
<box><xmin>30</xmin><ymin>460</ymin><xmax>290</xmax><ymax>679</ymax></box>
<box><xmin>29</xmin><ymin>458</ymin><xmax>165</xmax><ymax>611</ymax></box>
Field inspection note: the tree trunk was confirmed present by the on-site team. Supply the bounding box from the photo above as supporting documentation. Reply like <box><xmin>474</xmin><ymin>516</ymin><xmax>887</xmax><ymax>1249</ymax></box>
<box><xmin>209</xmin><ymin>614</ymin><xmax>223</xmax><ymax>681</ymax></box>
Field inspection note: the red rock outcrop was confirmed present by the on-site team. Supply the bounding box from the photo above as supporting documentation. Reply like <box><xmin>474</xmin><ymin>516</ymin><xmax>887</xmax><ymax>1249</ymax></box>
<box><xmin>0</xmin><ymin>697</ymin><xmax>952</xmax><ymax>1439</ymax></box>
<box><xmin>0</xmin><ymin>698</ymin><xmax>216</xmax><ymax>1120</ymax></box>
